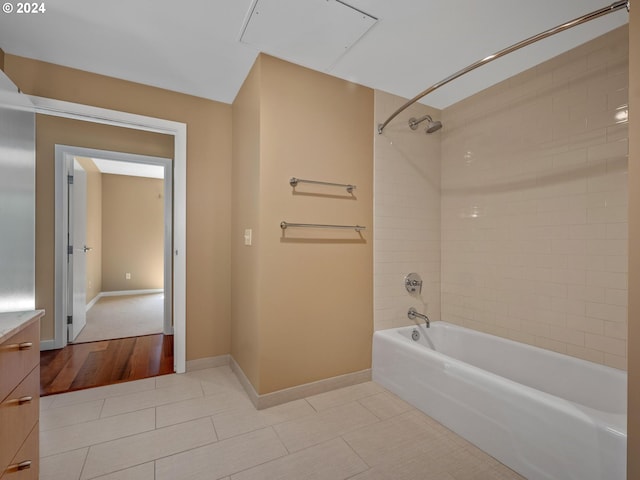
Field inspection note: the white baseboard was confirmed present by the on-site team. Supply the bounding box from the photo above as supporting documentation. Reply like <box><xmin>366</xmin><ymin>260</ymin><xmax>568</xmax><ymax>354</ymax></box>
<box><xmin>186</xmin><ymin>354</ymin><xmax>230</xmax><ymax>371</ymax></box>
<box><xmin>86</xmin><ymin>289</ymin><xmax>164</xmax><ymax>312</ymax></box>
<box><xmin>85</xmin><ymin>294</ymin><xmax>101</xmax><ymax>312</ymax></box>
<box><xmin>39</xmin><ymin>339</ymin><xmax>58</xmax><ymax>351</ymax></box>
<box><xmin>229</xmin><ymin>356</ymin><xmax>260</xmax><ymax>406</ymax></box>
<box><xmin>229</xmin><ymin>356</ymin><xmax>372</xmax><ymax>410</ymax></box>
<box><xmin>100</xmin><ymin>289</ymin><xmax>164</xmax><ymax>297</ymax></box>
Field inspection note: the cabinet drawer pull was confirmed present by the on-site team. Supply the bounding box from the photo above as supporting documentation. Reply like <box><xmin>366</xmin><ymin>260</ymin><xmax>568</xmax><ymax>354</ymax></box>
<box><xmin>6</xmin><ymin>460</ymin><xmax>32</xmax><ymax>472</ymax></box>
<box><xmin>6</xmin><ymin>396</ymin><xmax>33</xmax><ymax>406</ymax></box>
<box><xmin>8</xmin><ymin>396</ymin><xmax>33</xmax><ymax>406</ymax></box>
<box><xmin>2</xmin><ymin>341</ymin><xmax>34</xmax><ymax>351</ymax></box>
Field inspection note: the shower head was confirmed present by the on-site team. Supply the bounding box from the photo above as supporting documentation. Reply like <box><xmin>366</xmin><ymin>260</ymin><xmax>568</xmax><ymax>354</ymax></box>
<box><xmin>425</xmin><ymin>119</ymin><xmax>442</xmax><ymax>133</ymax></box>
<box><xmin>408</xmin><ymin>115</ymin><xmax>443</xmax><ymax>134</ymax></box>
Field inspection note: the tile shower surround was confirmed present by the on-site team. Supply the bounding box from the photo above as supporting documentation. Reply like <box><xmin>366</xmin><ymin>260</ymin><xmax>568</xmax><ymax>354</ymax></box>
<box><xmin>39</xmin><ymin>366</ymin><xmax>523</xmax><ymax>479</ymax></box>
<box><xmin>375</xmin><ymin>26</ymin><xmax>629</xmax><ymax>370</ymax></box>
<box><xmin>374</xmin><ymin>92</ymin><xmax>442</xmax><ymax>332</ymax></box>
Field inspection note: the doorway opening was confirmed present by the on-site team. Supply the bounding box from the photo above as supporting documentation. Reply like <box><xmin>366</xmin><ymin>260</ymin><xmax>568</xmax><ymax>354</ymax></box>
<box><xmin>31</xmin><ymin>95</ymin><xmax>187</xmax><ymax>377</ymax></box>
<box><xmin>58</xmin><ymin>148</ymin><xmax>173</xmax><ymax>345</ymax></box>
<box><xmin>55</xmin><ymin>146</ymin><xmax>173</xmax><ymax>344</ymax></box>
<box><xmin>41</xmin><ymin>147</ymin><xmax>176</xmax><ymax>395</ymax></box>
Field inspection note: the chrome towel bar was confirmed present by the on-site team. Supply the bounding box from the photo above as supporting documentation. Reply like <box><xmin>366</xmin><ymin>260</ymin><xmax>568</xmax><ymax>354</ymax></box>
<box><xmin>280</xmin><ymin>221</ymin><xmax>365</xmax><ymax>232</ymax></box>
<box><xmin>289</xmin><ymin>177</ymin><xmax>356</xmax><ymax>193</ymax></box>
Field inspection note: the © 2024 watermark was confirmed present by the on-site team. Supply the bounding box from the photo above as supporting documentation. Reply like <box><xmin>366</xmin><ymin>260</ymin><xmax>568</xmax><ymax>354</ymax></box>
<box><xmin>2</xmin><ymin>2</ymin><xmax>46</xmax><ymax>14</ymax></box>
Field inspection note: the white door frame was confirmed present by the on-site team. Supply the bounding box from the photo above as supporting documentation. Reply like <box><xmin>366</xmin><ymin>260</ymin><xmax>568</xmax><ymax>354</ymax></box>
<box><xmin>33</xmin><ymin>95</ymin><xmax>187</xmax><ymax>374</ymax></box>
<box><xmin>56</xmin><ymin>147</ymin><xmax>174</xmax><ymax>343</ymax></box>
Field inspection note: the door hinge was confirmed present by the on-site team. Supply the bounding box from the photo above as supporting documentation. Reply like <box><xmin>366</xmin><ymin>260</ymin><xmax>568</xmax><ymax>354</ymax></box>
<box><xmin>67</xmin><ymin>174</ymin><xmax>74</xmax><ymax>184</ymax></box>
<box><xmin>68</xmin><ymin>245</ymin><xmax>73</xmax><ymax>255</ymax></box>
<box><xmin>67</xmin><ymin>315</ymin><xmax>72</xmax><ymax>325</ymax></box>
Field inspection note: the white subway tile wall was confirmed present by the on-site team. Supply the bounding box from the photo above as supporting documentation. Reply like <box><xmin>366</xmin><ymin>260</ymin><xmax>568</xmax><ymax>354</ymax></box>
<box><xmin>440</xmin><ymin>26</ymin><xmax>628</xmax><ymax>369</ymax></box>
<box><xmin>374</xmin><ymin>91</ymin><xmax>442</xmax><ymax>331</ymax></box>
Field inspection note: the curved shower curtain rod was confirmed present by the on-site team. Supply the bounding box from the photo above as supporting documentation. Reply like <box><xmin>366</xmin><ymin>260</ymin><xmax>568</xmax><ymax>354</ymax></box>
<box><xmin>377</xmin><ymin>0</ymin><xmax>630</xmax><ymax>134</ymax></box>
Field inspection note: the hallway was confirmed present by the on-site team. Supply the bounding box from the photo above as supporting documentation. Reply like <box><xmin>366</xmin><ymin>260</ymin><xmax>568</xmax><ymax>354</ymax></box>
<box><xmin>74</xmin><ymin>293</ymin><xmax>165</xmax><ymax>344</ymax></box>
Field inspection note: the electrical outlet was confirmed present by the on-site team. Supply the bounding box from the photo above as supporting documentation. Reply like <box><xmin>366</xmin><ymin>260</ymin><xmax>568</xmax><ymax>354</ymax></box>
<box><xmin>125</xmin><ymin>272</ymin><xmax>131</xmax><ymax>280</ymax></box>
<box><xmin>244</xmin><ymin>229</ymin><xmax>252</xmax><ymax>246</ymax></box>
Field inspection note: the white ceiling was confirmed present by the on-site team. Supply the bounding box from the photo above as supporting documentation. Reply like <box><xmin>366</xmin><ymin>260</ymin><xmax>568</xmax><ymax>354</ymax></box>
<box><xmin>0</xmin><ymin>0</ymin><xmax>628</xmax><ymax>110</ymax></box>
<box><xmin>91</xmin><ymin>158</ymin><xmax>164</xmax><ymax>179</ymax></box>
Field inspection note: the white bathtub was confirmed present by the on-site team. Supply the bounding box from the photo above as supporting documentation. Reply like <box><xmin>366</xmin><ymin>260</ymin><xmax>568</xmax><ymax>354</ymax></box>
<box><xmin>372</xmin><ymin>322</ymin><xmax>627</xmax><ymax>480</ymax></box>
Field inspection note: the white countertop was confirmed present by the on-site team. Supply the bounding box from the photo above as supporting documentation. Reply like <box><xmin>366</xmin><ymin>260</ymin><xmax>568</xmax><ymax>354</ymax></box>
<box><xmin>0</xmin><ymin>310</ymin><xmax>44</xmax><ymax>342</ymax></box>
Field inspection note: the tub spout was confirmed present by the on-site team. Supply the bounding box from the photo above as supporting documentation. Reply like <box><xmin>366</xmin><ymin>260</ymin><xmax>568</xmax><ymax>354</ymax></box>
<box><xmin>408</xmin><ymin>307</ymin><xmax>430</xmax><ymax>328</ymax></box>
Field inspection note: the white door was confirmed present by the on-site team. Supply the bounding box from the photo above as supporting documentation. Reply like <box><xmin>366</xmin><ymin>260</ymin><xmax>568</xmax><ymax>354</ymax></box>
<box><xmin>68</xmin><ymin>159</ymin><xmax>89</xmax><ymax>342</ymax></box>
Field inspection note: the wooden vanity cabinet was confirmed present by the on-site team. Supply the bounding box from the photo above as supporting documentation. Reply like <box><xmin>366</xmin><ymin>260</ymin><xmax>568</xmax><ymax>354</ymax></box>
<box><xmin>0</xmin><ymin>315</ymin><xmax>41</xmax><ymax>480</ymax></box>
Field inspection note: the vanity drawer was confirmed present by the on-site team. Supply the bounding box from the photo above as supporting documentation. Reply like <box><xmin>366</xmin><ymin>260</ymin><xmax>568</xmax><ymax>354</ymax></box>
<box><xmin>0</xmin><ymin>422</ymin><xmax>38</xmax><ymax>480</ymax></box>
<box><xmin>0</xmin><ymin>321</ymin><xmax>39</xmax><ymax>402</ymax></box>
<box><xmin>0</xmin><ymin>367</ymin><xmax>39</xmax><ymax>476</ymax></box>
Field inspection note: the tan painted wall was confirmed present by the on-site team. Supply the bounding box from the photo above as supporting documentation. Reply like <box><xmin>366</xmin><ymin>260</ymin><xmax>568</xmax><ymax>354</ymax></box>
<box><xmin>70</xmin><ymin>160</ymin><xmax>163</xmax><ymax>300</ymax></box>
<box><xmin>75</xmin><ymin>157</ymin><xmax>102</xmax><ymax>303</ymax></box>
<box><xmin>101</xmin><ymin>174</ymin><xmax>164</xmax><ymax>292</ymax></box>
<box><xmin>230</xmin><ymin>55</ymin><xmax>373</xmax><ymax>395</ymax></box>
<box><xmin>231</xmin><ymin>56</ymin><xmax>262</xmax><ymax>389</ymax></box>
<box><xmin>4</xmin><ymin>55</ymin><xmax>232</xmax><ymax>360</ymax></box>
<box><xmin>628</xmin><ymin>5</ymin><xmax>639</xmax><ymax>478</ymax></box>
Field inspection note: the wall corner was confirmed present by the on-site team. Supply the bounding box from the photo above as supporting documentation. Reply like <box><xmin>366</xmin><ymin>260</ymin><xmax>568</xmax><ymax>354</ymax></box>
<box><xmin>628</xmin><ymin>3</ymin><xmax>640</xmax><ymax>478</ymax></box>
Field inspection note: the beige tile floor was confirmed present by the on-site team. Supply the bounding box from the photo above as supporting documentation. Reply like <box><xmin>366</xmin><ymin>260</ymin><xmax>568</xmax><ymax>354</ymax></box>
<box><xmin>40</xmin><ymin>366</ymin><xmax>524</xmax><ymax>480</ymax></box>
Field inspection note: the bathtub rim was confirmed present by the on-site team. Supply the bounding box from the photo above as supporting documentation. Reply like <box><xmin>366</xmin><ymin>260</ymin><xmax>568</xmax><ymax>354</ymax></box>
<box><xmin>373</xmin><ymin>321</ymin><xmax>627</xmax><ymax>435</ymax></box>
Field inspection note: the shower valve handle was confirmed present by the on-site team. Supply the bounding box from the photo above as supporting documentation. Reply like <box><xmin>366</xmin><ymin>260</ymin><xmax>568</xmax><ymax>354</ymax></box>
<box><xmin>404</xmin><ymin>273</ymin><xmax>423</xmax><ymax>294</ymax></box>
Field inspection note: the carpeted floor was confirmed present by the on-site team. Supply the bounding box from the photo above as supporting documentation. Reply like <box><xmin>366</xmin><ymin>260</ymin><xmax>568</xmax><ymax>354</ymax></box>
<box><xmin>73</xmin><ymin>293</ymin><xmax>164</xmax><ymax>343</ymax></box>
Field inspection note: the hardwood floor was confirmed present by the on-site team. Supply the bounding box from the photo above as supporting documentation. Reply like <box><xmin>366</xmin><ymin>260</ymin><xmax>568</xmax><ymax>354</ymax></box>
<box><xmin>40</xmin><ymin>334</ymin><xmax>174</xmax><ymax>396</ymax></box>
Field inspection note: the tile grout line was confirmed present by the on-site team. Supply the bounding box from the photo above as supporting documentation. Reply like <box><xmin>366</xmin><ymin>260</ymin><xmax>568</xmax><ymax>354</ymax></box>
<box><xmin>355</xmin><ymin>390</ymin><xmax>395</xmax><ymax>419</ymax></box>
<box><xmin>303</xmin><ymin>397</ymin><xmax>319</xmax><ymax>413</ymax></box>
<box><xmin>270</xmin><ymin>400</ymin><xmax>383</xmax><ymax>456</ymax></box>
<box><xmin>77</xmin><ymin>446</ymin><xmax>90</xmax><ymax>480</ymax></box>
<box><xmin>209</xmin><ymin>404</ymin><xmax>317</xmax><ymax>443</ymax></box>
<box><xmin>336</xmin><ymin>436</ymin><xmax>373</xmax><ymax>476</ymax></box>
<box><xmin>97</xmin><ymin>397</ymin><xmax>105</xmax><ymax>420</ymax></box>
<box><xmin>359</xmin><ymin>392</ymin><xmax>414</xmax><ymax>421</ymax></box>
<box><xmin>39</xmin><ymin>400</ymin><xmax>105</xmax><ymax>433</ymax></box>
<box><xmin>209</xmin><ymin>416</ymin><xmax>220</xmax><ymax>442</ymax></box>
<box><xmin>339</xmin><ymin>421</ymin><xmax>379</xmax><ymax>470</ymax></box>
<box><xmin>227</xmin><ymin>436</ymin><xmax>372</xmax><ymax>480</ymax></box>
<box><xmin>156</xmin><ymin>426</ymin><xmax>286</xmax><ymax>480</ymax></box>
<box><xmin>158</xmin><ymin>404</ymin><xmax>252</xmax><ymax>432</ymax></box>
<box><xmin>40</xmin><ymin>409</ymin><xmax>160</xmax><ymax>458</ymax></box>
<box><xmin>46</xmin><ymin>379</ymin><xmax>158</xmax><ymax>411</ymax></box>
<box><xmin>270</xmin><ymin>424</ymin><xmax>292</xmax><ymax>455</ymax></box>
<box><xmin>85</xmin><ymin>461</ymin><xmax>154</xmax><ymax>480</ymax></box>
<box><xmin>219</xmin><ymin>430</ymin><xmax>290</xmax><ymax>480</ymax></box>
<box><xmin>92</xmin><ymin>434</ymin><xmax>222</xmax><ymax>480</ymax></box>
<box><xmin>98</xmin><ymin>387</ymin><xmax>206</xmax><ymax>419</ymax></box>
<box><xmin>39</xmin><ymin>444</ymin><xmax>94</xmax><ymax>460</ymax></box>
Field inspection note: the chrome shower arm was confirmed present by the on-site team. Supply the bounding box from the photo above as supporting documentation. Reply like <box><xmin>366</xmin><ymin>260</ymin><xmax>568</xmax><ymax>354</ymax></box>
<box><xmin>408</xmin><ymin>115</ymin><xmax>433</xmax><ymax>130</ymax></box>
